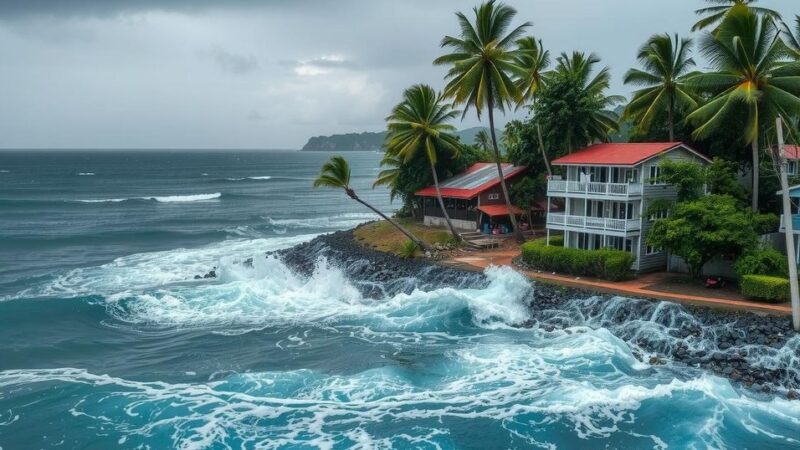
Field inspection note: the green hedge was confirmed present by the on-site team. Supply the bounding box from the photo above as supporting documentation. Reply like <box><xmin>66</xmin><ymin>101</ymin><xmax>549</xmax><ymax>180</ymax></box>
<box><xmin>734</xmin><ymin>248</ymin><xmax>788</xmax><ymax>278</ymax></box>
<box><xmin>740</xmin><ymin>275</ymin><xmax>790</xmax><ymax>303</ymax></box>
<box><xmin>521</xmin><ymin>238</ymin><xmax>636</xmax><ymax>281</ymax></box>
<box><xmin>545</xmin><ymin>235</ymin><xmax>564</xmax><ymax>247</ymax></box>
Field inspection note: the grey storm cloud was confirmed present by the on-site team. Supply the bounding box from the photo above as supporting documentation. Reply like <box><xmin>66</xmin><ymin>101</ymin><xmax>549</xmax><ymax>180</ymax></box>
<box><xmin>202</xmin><ymin>47</ymin><xmax>260</xmax><ymax>75</ymax></box>
<box><xmin>0</xmin><ymin>0</ymin><xmax>797</xmax><ymax>149</ymax></box>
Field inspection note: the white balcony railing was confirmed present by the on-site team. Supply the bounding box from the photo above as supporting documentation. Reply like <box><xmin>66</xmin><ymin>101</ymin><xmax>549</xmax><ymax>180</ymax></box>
<box><xmin>547</xmin><ymin>213</ymin><xmax>641</xmax><ymax>233</ymax></box>
<box><xmin>547</xmin><ymin>180</ymin><xmax>643</xmax><ymax>197</ymax></box>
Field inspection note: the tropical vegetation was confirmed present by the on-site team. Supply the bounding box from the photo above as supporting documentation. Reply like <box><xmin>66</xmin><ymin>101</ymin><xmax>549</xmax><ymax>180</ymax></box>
<box><xmin>623</xmin><ymin>33</ymin><xmax>699</xmax><ymax>141</ymax></box>
<box><xmin>384</xmin><ymin>84</ymin><xmax>463</xmax><ymax>240</ymax></box>
<box><xmin>521</xmin><ymin>237</ymin><xmax>636</xmax><ymax>281</ymax></box>
<box><xmin>433</xmin><ymin>0</ymin><xmax>529</xmax><ymax>242</ymax></box>
<box><xmin>688</xmin><ymin>5</ymin><xmax>800</xmax><ymax>211</ymax></box>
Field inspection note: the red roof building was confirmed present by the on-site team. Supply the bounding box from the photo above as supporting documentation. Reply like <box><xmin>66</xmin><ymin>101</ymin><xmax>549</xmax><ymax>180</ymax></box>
<box><xmin>551</xmin><ymin>142</ymin><xmax>710</xmax><ymax>167</ymax></box>
<box><xmin>415</xmin><ymin>162</ymin><xmax>528</xmax><ymax>232</ymax></box>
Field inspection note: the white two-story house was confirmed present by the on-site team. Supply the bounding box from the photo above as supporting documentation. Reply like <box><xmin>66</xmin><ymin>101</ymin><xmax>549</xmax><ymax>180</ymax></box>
<box><xmin>545</xmin><ymin>142</ymin><xmax>711</xmax><ymax>272</ymax></box>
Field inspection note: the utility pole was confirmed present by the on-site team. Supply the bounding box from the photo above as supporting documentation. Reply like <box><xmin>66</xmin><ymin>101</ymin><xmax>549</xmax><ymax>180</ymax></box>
<box><xmin>776</xmin><ymin>117</ymin><xmax>800</xmax><ymax>331</ymax></box>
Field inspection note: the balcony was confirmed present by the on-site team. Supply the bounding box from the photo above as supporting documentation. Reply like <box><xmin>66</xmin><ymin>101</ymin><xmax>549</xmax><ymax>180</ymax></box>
<box><xmin>547</xmin><ymin>213</ymin><xmax>641</xmax><ymax>234</ymax></box>
<box><xmin>779</xmin><ymin>214</ymin><xmax>800</xmax><ymax>233</ymax></box>
<box><xmin>547</xmin><ymin>180</ymin><xmax>643</xmax><ymax>198</ymax></box>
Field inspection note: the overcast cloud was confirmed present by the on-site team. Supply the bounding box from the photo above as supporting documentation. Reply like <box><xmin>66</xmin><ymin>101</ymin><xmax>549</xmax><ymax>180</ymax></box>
<box><xmin>0</xmin><ymin>0</ymin><xmax>796</xmax><ymax>149</ymax></box>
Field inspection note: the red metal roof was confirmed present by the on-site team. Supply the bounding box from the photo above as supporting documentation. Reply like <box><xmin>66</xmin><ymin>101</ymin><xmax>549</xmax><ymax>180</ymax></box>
<box><xmin>786</xmin><ymin>145</ymin><xmax>800</xmax><ymax>159</ymax></box>
<box><xmin>551</xmin><ymin>142</ymin><xmax>710</xmax><ymax>166</ymax></box>
<box><xmin>415</xmin><ymin>163</ymin><xmax>527</xmax><ymax>199</ymax></box>
<box><xmin>477</xmin><ymin>204</ymin><xmax>523</xmax><ymax>217</ymax></box>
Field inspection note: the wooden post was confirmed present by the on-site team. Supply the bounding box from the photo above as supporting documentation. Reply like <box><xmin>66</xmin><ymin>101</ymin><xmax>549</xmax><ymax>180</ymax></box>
<box><xmin>777</xmin><ymin>118</ymin><xmax>800</xmax><ymax>331</ymax></box>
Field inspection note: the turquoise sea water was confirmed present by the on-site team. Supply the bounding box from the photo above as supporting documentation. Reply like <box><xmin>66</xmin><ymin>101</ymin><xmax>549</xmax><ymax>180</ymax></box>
<box><xmin>0</xmin><ymin>150</ymin><xmax>799</xmax><ymax>449</ymax></box>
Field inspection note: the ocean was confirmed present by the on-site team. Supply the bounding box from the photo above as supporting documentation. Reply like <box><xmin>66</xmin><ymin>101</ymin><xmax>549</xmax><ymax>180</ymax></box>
<box><xmin>0</xmin><ymin>150</ymin><xmax>799</xmax><ymax>449</ymax></box>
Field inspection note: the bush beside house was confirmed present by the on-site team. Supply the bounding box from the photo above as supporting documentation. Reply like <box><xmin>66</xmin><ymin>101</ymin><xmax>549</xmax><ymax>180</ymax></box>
<box><xmin>740</xmin><ymin>275</ymin><xmax>790</xmax><ymax>303</ymax></box>
<box><xmin>521</xmin><ymin>238</ymin><xmax>635</xmax><ymax>281</ymax></box>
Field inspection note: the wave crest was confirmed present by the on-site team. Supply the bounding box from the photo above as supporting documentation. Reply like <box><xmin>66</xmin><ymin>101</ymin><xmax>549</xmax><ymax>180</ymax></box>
<box><xmin>77</xmin><ymin>193</ymin><xmax>222</xmax><ymax>203</ymax></box>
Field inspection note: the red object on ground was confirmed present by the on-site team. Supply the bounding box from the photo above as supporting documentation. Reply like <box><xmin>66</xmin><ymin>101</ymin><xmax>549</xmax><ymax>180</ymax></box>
<box><xmin>551</xmin><ymin>142</ymin><xmax>710</xmax><ymax>166</ymax></box>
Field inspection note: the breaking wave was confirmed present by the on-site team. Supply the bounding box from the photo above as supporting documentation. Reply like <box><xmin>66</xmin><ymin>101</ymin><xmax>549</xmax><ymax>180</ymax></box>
<box><xmin>76</xmin><ymin>193</ymin><xmax>222</xmax><ymax>203</ymax></box>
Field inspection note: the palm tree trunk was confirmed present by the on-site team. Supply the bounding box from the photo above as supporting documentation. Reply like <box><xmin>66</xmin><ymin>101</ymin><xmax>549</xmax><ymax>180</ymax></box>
<box><xmin>668</xmin><ymin>97</ymin><xmax>675</xmax><ymax>142</ymax></box>
<box><xmin>487</xmin><ymin>90</ymin><xmax>524</xmax><ymax>243</ymax></box>
<box><xmin>429</xmin><ymin>159</ymin><xmax>462</xmax><ymax>241</ymax></box>
<box><xmin>751</xmin><ymin>136</ymin><xmax>759</xmax><ymax>212</ymax></box>
<box><xmin>536</xmin><ymin>123</ymin><xmax>552</xmax><ymax>177</ymax></box>
<box><xmin>351</xmin><ymin>194</ymin><xmax>431</xmax><ymax>252</ymax></box>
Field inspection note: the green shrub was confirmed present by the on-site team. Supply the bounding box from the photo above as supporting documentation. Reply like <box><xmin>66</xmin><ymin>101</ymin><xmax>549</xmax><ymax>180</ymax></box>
<box><xmin>397</xmin><ymin>240</ymin><xmax>418</xmax><ymax>259</ymax></box>
<box><xmin>545</xmin><ymin>235</ymin><xmax>564</xmax><ymax>247</ymax></box>
<box><xmin>735</xmin><ymin>247</ymin><xmax>789</xmax><ymax>278</ymax></box>
<box><xmin>521</xmin><ymin>238</ymin><xmax>636</xmax><ymax>281</ymax></box>
<box><xmin>740</xmin><ymin>275</ymin><xmax>790</xmax><ymax>302</ymax></box>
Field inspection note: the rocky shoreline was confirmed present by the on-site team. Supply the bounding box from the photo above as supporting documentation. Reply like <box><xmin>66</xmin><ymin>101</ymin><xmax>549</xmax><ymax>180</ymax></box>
<box><xmin>274</xmin><ymin>229</ymin><xmax>800</xmax><ymax>399</ymax></box>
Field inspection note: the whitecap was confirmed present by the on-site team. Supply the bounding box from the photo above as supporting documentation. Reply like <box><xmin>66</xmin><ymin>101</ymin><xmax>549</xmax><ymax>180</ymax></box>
<box><xmin>76</xmin><ymin>193</ymin><xmax>221</xmax><ymax>203</ymax></box>
<box><xmin>77</xmin><ymin>172</ymin><xmax>95</xmax><ymax>176</ymax></box>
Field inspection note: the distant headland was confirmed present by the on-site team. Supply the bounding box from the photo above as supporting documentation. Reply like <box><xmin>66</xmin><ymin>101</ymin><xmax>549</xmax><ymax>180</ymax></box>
<box><xmin>301</xmin><ymin>127</ymin><xmax>498</xmax><ymax>151</ymax></box>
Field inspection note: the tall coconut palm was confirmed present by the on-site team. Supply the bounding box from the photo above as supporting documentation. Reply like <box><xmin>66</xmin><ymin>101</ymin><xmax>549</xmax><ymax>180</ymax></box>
<box><xmin>514</xmin><ymin>36</ymin><xmax>552</xmax><ymax>176</ymax></box>
<box><xmin>687</xmin><ymin>5</ymin><xmax>800</xmax><ymax>211</ymax></box>
<box><xmin>385</xmin><ymin>84</ymin><xmax>463</xmax><ymax>241</ymax></box>
<box><xmin>547</xmin><ymin>51</ymin><xmax>624</xmax><ymax>153</ymax></box>
<box><xmin>314</xmin><ymin>155</ymin><xmax>430</xmax><ymax>251</ymax></box>
<box><xmin>623</xmin><ymin>33</ymin><xmax>700</xmax><ymax>141</ymax></box>
<box><xmin>783</xmin><ymin>16</ymin><xmax>800</xmax><ymax>60</ymax></box>
<box><xmin>692</xmin><ymin>0</ymin><xmax>782</xmax><ymax>32</ymax></box>
<box><xmin>433</xmin><ymin>0</ymin><xmax>529</xmax><ymax>242</ymax></box>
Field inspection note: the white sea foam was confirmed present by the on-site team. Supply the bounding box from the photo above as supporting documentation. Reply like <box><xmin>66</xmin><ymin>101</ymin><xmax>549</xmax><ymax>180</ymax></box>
<box><xmin>2</xmin><ymin>340</ymin><xmax>797</xmax><ymax>450</ymax></box>
<box><xmin>265</xmin><ymin>212</ymin><xmax>379</xmax><ymax>230</ymax></box>
<box><xmin>0</xmin><ymin>169</ymin><xmax>9</xmax><ymax>173</ymax></box>
<box><xmin>77</xmin><ymin>193</ymin><xmax>221</xmax><ymax>203</ymax></box>
<box><xmin>3</xmin><ymin>234</ymin><xmax>318</xmax><ymax>301</ymax></box>
<box><xmin>225</xmin><ymin>176</ymin><xmax>272</xmax><ymax>181</ymax></box>
<box><xmin>77</xmin><ymin>172</ymin><xmax>95</xmax><ymax>176</ymax></box>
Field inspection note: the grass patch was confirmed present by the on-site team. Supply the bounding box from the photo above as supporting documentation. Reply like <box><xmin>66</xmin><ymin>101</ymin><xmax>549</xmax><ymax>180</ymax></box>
<box><xmin>353</xmin><ymin>219</ymin><xmax>453</xmax><ymax>257</ymax></box>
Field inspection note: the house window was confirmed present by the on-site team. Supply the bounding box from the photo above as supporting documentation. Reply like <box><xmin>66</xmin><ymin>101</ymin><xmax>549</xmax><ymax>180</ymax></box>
<box><xmin>648</xmin><ymin>165</ymin><xmax>663</xmax><ymax>185</ymax></box>
<box><xmin>488</xmin><ymin>193</ymin><xmax>500</xmax><ymax>200</ymax></box>
<box><xmin>790</xmin><ymin>161</ymin><xmax>797</xmax><ymax>175</ymax></box>
<box><xmin>646</xmin><ymin>245</ymin><xmax>661</xmax><ymax>255</ymax></box>
<box><xmin>648</xmin><ymin>210</ymin><xmax>669</xmax><ymax>221</ymax></box>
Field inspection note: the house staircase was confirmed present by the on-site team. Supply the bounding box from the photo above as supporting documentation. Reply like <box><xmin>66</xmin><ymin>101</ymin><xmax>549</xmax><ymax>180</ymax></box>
<box><xmin>459</xmin><ymin>231</ymin><xmax>500</xmax><ymax>250</ymax></box>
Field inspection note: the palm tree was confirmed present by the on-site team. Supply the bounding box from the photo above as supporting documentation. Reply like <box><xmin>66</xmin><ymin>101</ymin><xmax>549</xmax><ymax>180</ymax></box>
<box><xmin>474</xmin><ymin>129</ymin><xmax>492</xmax><ymax>153</ymax></box>
<box><xmin>692</xmin><ymin>0</ymin><xmax>781</xmax><ymax>32</ymax></box>
<box><xmin>385</xmin><ymin>84</ymin><xmax>463</xmax><ymax>241</ymax></box>
<box><xmin>783</xmin><ymin>16</ymin><xmax>800</xmax><ymax>60</ymax></box>
<box><xmin>433</xmin><ymin>0</ymin><xmax>529</xmax><ymax>242</ymax></box>
<box><xmin>548</xmin><ymin>51</ymin><xmax>624</xmax><ymax>152</ymax></box>
<box><xmin>623</xmin><ymin>33</ymin><xmax>700</xmax><ymax>141</ymax></box>
<box><xmin>514</xmin><ymin>36</ymin><xmax>552</xmax><ymax>176</ymax></box>
<box><xmin>687</xmin><ymin>5</ymin><xmax>800</xmax><ymax>211</ymax></box>
<box><xmin>314</xmin><ymin>155</ymin><xmax>430</xmax><ymax>251</ymax></box>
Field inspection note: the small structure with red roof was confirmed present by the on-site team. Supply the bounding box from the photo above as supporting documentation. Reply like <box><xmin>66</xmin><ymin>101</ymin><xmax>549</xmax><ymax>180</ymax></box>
<box><xmin>546</xmin><ymin>142</ymin><xmax>710</xmax><ymax>273</ymax></box>
<box><xmin>415</xmin><ymin>162</ymin><xmax>527</xmax><ymax>232</ymax></box>
<box><xmin>784</xmin><ymin>145</ymin><xmax>800</xmax><ymax>175</ymax></box>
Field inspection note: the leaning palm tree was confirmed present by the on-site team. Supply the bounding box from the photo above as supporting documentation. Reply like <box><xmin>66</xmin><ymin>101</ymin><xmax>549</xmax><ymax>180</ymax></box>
<box><xmin>433</xmin><ymin>0</ymin><xmax>529</xmax><ymax>242</ymax></box>
<box><xmin>385</xmin><ymin>84</ymin><xmax>463</xmax><ymax>241</ymax></box>
<box><xmin>551</xmin><ymin>51</ymin><xmax>624</xmax><ymax>152</ymax></box>
<box><xmin>687</xmin><ymin>5</ymin><xmax>800</xmax><ymax>211</ymax></box>
<box><xmin>314</xmin><ymin>155</ymin><xmax>430</xmax><ymax>251</ymax></box>
<box><xmin>692</xmin><ymin>0</ymin><xmax>782</xmax><ymax>32</ymax></box>
<box><xmin>514</xmin><ymin>36</ymin><xmax>552</xmax><ymax>176</ymax></box>
<box><xmin>783</xmin><ymin>16</ymin><xmax>800</xmax><ymax>60</ymax></box>
<box><xmin>623</xmin><ymin>33</ymin><xmax>700</xmax><ymax>141</ymax></box>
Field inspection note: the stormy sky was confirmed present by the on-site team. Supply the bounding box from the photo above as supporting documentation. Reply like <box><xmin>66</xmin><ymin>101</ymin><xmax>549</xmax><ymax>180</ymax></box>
<box><xmin>0</xmin><ymin>0</ymin><xmax>796</xmax><ymax>149</ymax></box>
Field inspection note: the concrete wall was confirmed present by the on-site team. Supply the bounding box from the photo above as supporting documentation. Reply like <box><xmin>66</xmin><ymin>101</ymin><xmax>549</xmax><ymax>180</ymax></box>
<box><xmin>423</xmin><ymin>216</ymin><xmax>477</xmax><ymax>231</ymax></box>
